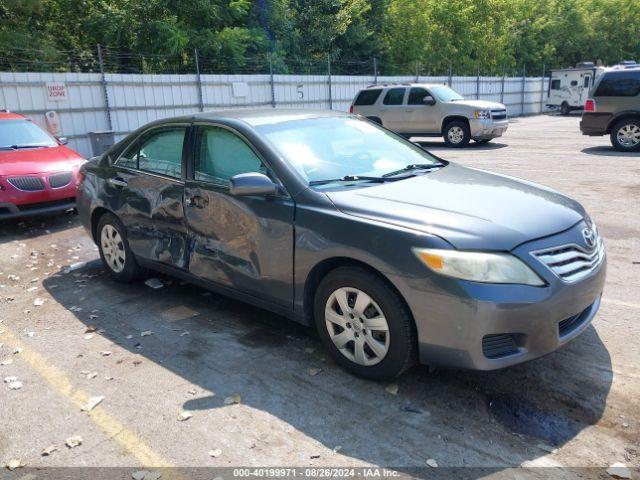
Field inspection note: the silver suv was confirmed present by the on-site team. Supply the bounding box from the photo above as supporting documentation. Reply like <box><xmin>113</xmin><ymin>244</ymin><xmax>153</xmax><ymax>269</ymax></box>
<box><xmin>350</xmin><ymin>83</ymin><xmax>509</xmax><ymax>147</ymax></box>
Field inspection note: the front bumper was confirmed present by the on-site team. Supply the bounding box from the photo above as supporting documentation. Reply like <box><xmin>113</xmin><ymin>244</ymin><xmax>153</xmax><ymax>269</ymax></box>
<box><xmin>0</xmin><ymin>198</ymin><xmax>76</xmax><ymax>220</ymax></box>
<box><xmin>469</xmin><ymin>118</ymin><xmax>509</xmax><ymax>140</ymax></box>
<box><xmin>0</xmin><ymin>169</ymin><xmax>79</xmax><ymax>220</ymax></box>
<box><xmin>389</xmin><ymin>223</ymin><xmax>606</xmax><ymax>370</ymax></box>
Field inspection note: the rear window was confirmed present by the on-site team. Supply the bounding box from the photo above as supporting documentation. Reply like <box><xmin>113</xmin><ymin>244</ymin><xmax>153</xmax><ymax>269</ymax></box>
<box><xmin>551</xmin><ymin>79</ymin><xmax>561</xmax><ymax>90</ymax></box>
<box><xmin>595</xmin><ymin>70</ymin><xmax>640</xmax><ymax>97</ymax></box>
<box><xmin>383</xmin><ymin>88</ymin><xmax>406</xmax><ymax>105</ymax></box>
<box><xmin>354</xmin><ymin>89</ymin><xmax>382</xmax><ymax>106</ymax></box>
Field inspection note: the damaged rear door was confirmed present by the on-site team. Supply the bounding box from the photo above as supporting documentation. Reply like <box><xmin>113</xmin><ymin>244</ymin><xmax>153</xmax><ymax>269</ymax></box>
<box><xmin>108</xmin><ymin>123</ymin><xmax>189</xmax><ymax>268</ymax></box>
<box><xmin>183</xmin><ymin>123</ymin><xmax>294</xmax><ymax>307</ymax></box>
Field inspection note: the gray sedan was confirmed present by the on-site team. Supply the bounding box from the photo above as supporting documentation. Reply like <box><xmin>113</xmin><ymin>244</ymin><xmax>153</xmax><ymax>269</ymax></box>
<box><xmin>76</xmin><ymin>110</ymin><xmax>606</xmax><ymax>379</ymax></box>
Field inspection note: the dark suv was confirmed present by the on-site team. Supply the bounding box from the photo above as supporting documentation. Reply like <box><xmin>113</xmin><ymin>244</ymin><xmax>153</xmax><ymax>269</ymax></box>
<box><xmin>580</xmin><ymin>68</ymin><xmax>640</xmax><ymax>151</ymax></box>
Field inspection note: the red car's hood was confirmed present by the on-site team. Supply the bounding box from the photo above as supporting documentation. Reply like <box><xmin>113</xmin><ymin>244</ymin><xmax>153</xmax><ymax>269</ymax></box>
<box><xmin>0</xmin><ymin>145</ymin><xmax>84</xmax><ymax>176</ymax></box>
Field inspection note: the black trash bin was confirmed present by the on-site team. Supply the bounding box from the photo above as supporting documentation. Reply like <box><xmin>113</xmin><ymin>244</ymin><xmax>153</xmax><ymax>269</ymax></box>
<box><xmin>88</xmin><ymin>131</ymin><xmax>115</xmax><ymax>156</ymax></box>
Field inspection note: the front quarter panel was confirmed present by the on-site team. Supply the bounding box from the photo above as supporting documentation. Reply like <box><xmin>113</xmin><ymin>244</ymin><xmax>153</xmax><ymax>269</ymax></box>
<box><xmin>293</xmin><ymin>191</ymin><xmax>455</xmax><ymax>319</ymax></box>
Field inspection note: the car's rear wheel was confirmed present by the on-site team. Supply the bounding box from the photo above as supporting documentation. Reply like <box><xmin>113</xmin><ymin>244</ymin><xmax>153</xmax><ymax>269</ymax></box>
<box><xmin>610</xmin><ymin>119</ymin><xmax>640</xmax><ymax>152</ymax></box>
<box><xmin>443</xmin><ymin>120</ymin><xmax>470</xmax><ymax>148</ymax></box>
<box><xmin>560</xmin><ymin>102</ymin><xmax>570</xmax><ymax>116</ymax></box>
<box><xmin>97</xmin><ymin>213</ymin><xmax>141</xmax><ymax>282</ymax></box>
<box><xmin>314</xmin><ymin>267</ymin><xmax>416</xmax><ymax>380</ymax></box>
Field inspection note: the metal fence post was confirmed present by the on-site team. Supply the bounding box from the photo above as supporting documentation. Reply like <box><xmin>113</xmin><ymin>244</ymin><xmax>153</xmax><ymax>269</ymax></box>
<box><xmin>97</xmin><ymin>44</ymin><xmax>113</xmax><ymax>131</ymax></box>
<box><xmin>448</xmin><ymin>63</ymin><xmax>452</xmax><ymax>87</ymax></box>
<box><xmin>194</xmin><ymin>48</ymin><xmax>204</xmax><ymax>112</ymax></box>
<box><xmin>415</xmin><ymin>60</ymin><xmax>419</xmax><ymax>82</ymax></box>
<box><xmin>500</xmin><ymin>64</ymin><xmax>506</xmax><ymax>104</ymax></box>
<box><xmin>539</xmin><ymin>64</ymin><xmax>546</xmax><ymax>114</ymax></box>
<box><xmin>268</xmin><ymin>51</ymin><xmax>276</xmax><ymax>108</ymax></box>
<box><xmin>521</xmin><ymin>64</ymin><xmax>526</xmax><ymax>116</ymax></box>
<box><xmin>327</xmin><ymin>53</ymin><xmax>332</xmax><ymax>110</ymax></box>
<box><xmin>373</xmin><ymin>57</ymin><xmax>378</xmax><ymax>84</ymax></box>
<box><xmin>476</xmin><ymin>63</ymin><xmax>481</xmax><ymax>99</ymax></box>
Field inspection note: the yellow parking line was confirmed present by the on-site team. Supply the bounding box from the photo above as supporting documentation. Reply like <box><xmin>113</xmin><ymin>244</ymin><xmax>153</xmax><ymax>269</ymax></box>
<box><xmin>602</xmin><ymin>298</ymin><xmax>640</xmax><ymax>310</ymax></box>
<box><xmin>0</xmin><ymin>326</ymin><xmax>180</xmax><ymax>472</ymax></box>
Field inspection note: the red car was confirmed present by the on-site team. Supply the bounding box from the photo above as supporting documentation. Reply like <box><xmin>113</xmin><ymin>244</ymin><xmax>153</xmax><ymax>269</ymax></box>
<box><xmin>0</xmin><ymin>111</ymin><xmax>85</xmax><ymax>220</ymax></box>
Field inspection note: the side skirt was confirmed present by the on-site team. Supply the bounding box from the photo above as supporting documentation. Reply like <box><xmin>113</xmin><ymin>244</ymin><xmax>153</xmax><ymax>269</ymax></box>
<box><xmin>136</xmin><ymin>257</ymin><xmax>308</xmax><ymax>325</ymax></box>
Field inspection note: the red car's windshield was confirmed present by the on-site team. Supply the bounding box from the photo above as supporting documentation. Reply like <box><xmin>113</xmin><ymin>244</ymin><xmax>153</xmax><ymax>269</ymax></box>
<box><xmin>0</xmin><ymin>119</ymin><xmax>58</xmax><ymax>150</ymax></box>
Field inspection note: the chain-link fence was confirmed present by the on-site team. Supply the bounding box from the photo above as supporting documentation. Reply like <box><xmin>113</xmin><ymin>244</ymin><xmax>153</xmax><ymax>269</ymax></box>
<box><xmin>1</xmin><ymin>45</ymin><xmax>550</xmax><ymax>157</ymax></box>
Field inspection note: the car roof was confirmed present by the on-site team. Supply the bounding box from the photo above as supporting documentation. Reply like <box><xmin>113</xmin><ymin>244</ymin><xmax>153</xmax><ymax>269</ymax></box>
<box><xmin>153</xmin><ymin>109</ymin><xmax>350</xmax><ymax>128</ymax></box>
<box><xmin>0</xmin><ymin>111</ymin><xmax>27</xmax><ymax>121</ymax></box>
<box><xmin>361</xmin><ymin>83</ymin><xmax>445</xmax><ymax>90</ymax></box>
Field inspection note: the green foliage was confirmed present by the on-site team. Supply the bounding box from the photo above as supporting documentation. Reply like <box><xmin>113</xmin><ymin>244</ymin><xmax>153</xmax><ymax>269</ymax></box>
<box><xmin>0</xmin><ymin>0</ymin><xmax>638</xmax><ymax>73</ymax></box>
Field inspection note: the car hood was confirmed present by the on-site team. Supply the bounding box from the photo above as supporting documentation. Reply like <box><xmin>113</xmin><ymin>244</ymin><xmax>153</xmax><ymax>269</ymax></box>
<box><xmin>0</xmin><ymin>145</ymin><xmax>84</xmax><ymax>176</ymax></box>
<box><xmin>325</xmin><ymin>163</ymin><xmax>585</xmax><ymax>251</ymax></box>
<box><xmin>449</xmin><ymin>99</ymin><xmax>506</xmax><ymax>110</ymax></box>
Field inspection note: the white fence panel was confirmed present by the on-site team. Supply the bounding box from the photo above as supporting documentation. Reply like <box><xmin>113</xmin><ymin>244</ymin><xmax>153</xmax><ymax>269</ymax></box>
<box><xmin>1</xmin><ymin>71</ymin><xmax>550</xmax><ymax>157</ymax></box>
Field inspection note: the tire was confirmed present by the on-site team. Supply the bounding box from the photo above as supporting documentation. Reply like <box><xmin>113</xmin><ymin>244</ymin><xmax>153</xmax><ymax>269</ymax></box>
<box><xmin>560</xmin><ymin>102</ymin><xmax>570</xmax><ymax>116</ymax></box>
<box><xmin>313</xmin><ymin>266</ymin><xmax>417</xmax><ymax>380</ymax></box>
<box><xmin>366</xmin><ymin>116</ymin><xmax>383</xmax><ymax>125</ymax></box>
<box><xmin>96</xmin><ymin>213</ymin><xmax>141</xmax><ymax>282</ymax></box>
<box><xmin>443</xmin><ymin>120</ymin><xmax>471</xmax><ymax>148</ymax></box>
<box><xmin>610</xmin><ymin>118</ymin><xmax>640</xmax><ymax>152</ymax></box>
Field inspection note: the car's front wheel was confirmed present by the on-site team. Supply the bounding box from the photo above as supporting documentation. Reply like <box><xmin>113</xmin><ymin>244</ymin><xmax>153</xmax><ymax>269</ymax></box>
<box><xmin>443</xmin><ymin>120</ymin><xmax>470</xmax><ymax>148</ymax></box>
<box><xmin>314</xmin><ymin>267</ymin><xmax>416</xmax><ymax>380</ymax></box>
<box><xmin>610</xmin><ymin>119</ymin><xmax>640</xmax><ymax>152</ymax></box>
<box><xmin>97</xmin><ymin>213</ymin><xmax>141</xmax><ymax>282</ymax></box>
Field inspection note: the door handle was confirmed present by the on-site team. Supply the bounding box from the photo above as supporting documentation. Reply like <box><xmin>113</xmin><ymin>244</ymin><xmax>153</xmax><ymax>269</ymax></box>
<box><xmin>108</xmin><ymin>177</ymin><xmax>128</xmax><ymax>188</ymax></box>
<box><xmin>187</xmin><ymin>195</ymin><xmax>209</xmax><ymax>208</ymax></box>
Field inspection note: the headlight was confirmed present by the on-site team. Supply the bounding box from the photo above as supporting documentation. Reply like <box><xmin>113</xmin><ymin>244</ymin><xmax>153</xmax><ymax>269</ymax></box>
<box><xmin>474</xmin><ymin>109</ymin><xmax>491</xmax><ymax>119</ymax></box>
<box><xmin>412</xmin><ymin>248</ymin><xmax>545</xmax><ymax>286</ymax></box>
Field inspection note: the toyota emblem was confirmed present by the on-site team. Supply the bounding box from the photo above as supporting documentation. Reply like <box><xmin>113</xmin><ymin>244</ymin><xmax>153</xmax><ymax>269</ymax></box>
<box><xmin>582</xmin><ymin>228</ymin><xmax>596</xmax><ymax>248</ymax></box>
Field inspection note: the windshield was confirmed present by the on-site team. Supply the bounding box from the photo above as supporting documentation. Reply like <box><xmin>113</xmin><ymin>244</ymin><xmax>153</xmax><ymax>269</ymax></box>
<box><xmin>0</xmin><ymin>119</ymin><xmax>57</xmax><ymax>149</ymax></box>
<box><xmin>430</xmin><ymin>86</ymin><xmax>464</xmax><ymax>102</ymax></box>
<box><xmin>255</xmin><ymin>117</ymin><xmax>443</xmax><ymax>185</ymax></box>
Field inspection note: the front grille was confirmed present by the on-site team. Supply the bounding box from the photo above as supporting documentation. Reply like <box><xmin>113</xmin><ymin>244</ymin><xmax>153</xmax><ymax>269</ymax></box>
<box><xmin>558</xmin><ymin>304</ymin><xmax>591</xmax><ymax>337</ymax></box>
<box><xmin>49</xmin><ymin>172</ymin><xmax>72</xmax><ymax>188</ymax></box>
<box><xmin>482</xmin><ymin>333</ymin><xmax>519</xmax><ymax>359</ymax></box>
<box><xmin>491</xmin><ymin>109</ymin><xmax>507</xmax><ymax>120</ymax></box>
<box><xmin>8</xmin><ymin>176</ymin><xmax>45</xmax><ymax>191</ymax></box>
<box><xmin>532</xmin><ymin>228</ymin><xmax>605</xmax><ymax>283</ymax></box>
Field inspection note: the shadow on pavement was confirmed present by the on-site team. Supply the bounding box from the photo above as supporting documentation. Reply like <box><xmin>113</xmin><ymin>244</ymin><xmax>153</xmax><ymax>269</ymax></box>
<box><xmin>414</xmin><ymin>140</ymin><xmax>508</xmax><ymax>152</ymax></box>
<box><xmin>581</xmin><ymin>146</ymin><xmax>640</xmax><ymax>157</ymax></box>
<box><xmin>43</xmin><ymin>261</ymin><xmax>613</xmax><ymax>472</ymax></box>
<box><xmin>0</xmin><ymin>210</ymin><xmax>79</xmax><ymax>245</ymax></box>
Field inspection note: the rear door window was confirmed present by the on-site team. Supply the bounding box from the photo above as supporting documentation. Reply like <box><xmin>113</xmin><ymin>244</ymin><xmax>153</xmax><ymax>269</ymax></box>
<box><xmin>354</xmin><ymin>89</ymin><xmax>382</xmax><ymax>106</ymax></box>
<box><xmin>595</xmin><ymin>71</ymin><xmax>640</xmax><ymax>97</ymax></box>
<box><xmin>383</xmin><ymin>88</ymin><xmax>406</xmax><ymax>105</ymax></box>
<box><xmin>551</xmin><ymin>79</ymin><xmax>561</xmax><ymax>90</ymax></box>
<box><xmin>117</xmin><ymin>126</ymin><xmax>186</xmax><ymax>179</ymax></box>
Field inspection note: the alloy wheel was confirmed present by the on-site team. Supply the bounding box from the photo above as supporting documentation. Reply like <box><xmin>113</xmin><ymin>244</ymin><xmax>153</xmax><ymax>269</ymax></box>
<box><xmin>447</xmin><ymin>126</ymin><xmax>464</xmax><ymax>144</ymax></box>
<box><xmin>616</xmin><ymin>124</ymin><xmax>640</xmax><ymax>148</ymax></box>
<box><xmin>100</xmin><ymin>224</ymin><xmax>126</xmax><ymax>273</ymax></box>
<box><xmin>324</xmin><ymin>287</ymin><xmax>390</xmax><ymax>366</ymax></box>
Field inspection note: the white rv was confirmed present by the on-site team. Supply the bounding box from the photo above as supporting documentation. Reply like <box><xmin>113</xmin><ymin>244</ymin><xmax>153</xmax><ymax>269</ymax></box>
<box><xmin>547</xmin><ymin>62</ymin><xmax>599</xmax><ymax>115</ymax></box>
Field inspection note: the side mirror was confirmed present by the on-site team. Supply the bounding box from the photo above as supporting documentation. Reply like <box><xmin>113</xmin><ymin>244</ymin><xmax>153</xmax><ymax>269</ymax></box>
<box><xmin>230</xmin><ymin>172</ymin><xmax>278</xmax><ymax>196</ymax></box>
<box><xmin>422</xmin><ymin>95</ymin><xmax>436</xmax><ymax>106</ymax></box>
<box><xmin>57</xmin><ymin>136</ymin><xmax>69</xmax><ymax>145</ymax></box>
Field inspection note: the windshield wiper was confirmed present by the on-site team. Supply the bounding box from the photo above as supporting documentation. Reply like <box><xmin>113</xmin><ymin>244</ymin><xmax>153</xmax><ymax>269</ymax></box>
<box><xmin>382</xmin><ymin>163</ymin><xmax>444</xmax><ymax>178</ymax></box>
<box><xmin>309</xmin><ymin>174</ymin><xmax>413</xmax><ymax>186</ymax></box>
<box><xmin>0</xmin><ymin>144</ymin><xmax>48</xmax><ymax>150</ymax></box>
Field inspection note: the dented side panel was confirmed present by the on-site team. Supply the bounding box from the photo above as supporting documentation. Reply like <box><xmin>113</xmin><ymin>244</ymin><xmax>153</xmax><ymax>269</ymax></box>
<box><xmin>184</xmin><ymin>182</ymin><xmax>294</xmax><ymax>308</ymax></box>
<box><xmin>112</xmin><ymin>170</ymin><xmax>189</xmax><ymax>269</ymax></box>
